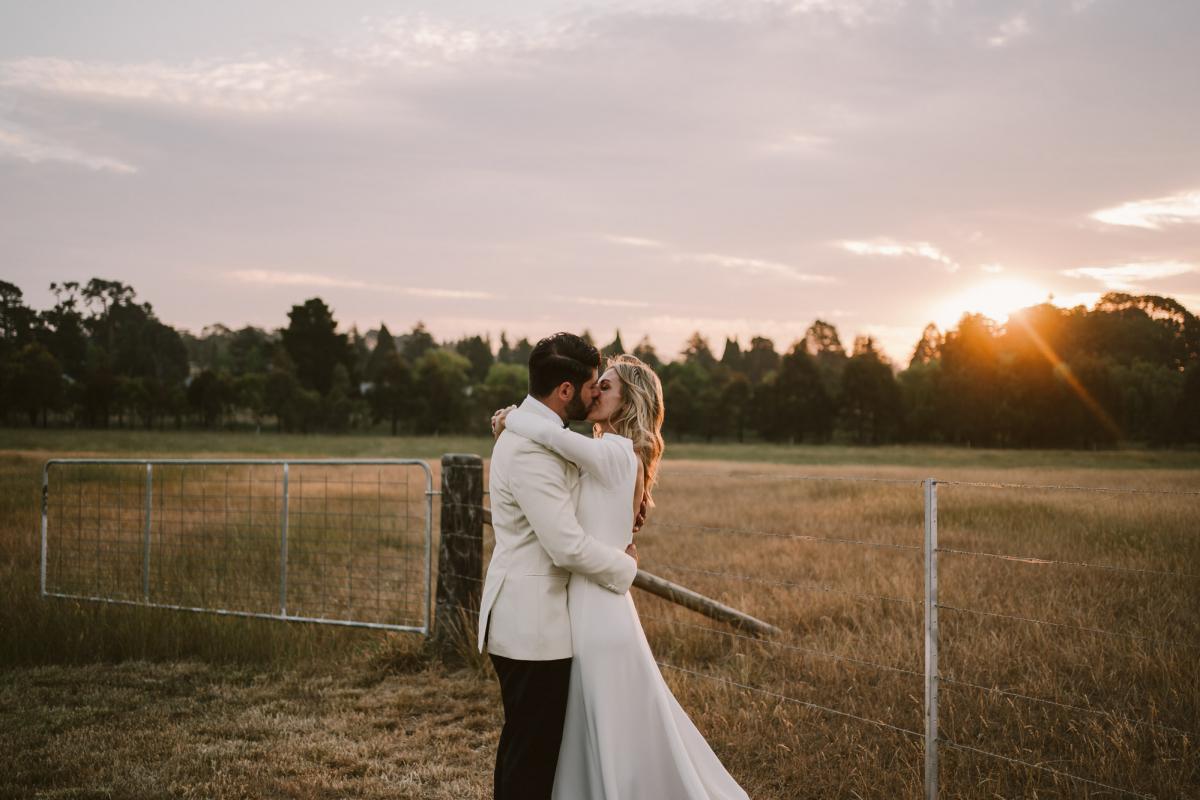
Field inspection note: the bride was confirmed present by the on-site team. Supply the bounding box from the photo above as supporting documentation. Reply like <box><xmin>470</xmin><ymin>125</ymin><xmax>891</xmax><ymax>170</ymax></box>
<box><xmin>493</xmin><ymin>354</ymin><xmax>749</xmax><ymax>800</ymax></box>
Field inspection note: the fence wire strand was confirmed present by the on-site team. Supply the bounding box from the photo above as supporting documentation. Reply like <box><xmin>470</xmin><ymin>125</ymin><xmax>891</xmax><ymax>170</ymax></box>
<box><xmin>939</xmin><ymin>478</ymin><xmax>1200</xmax><ymax>497</ymax></box>
<box><xmin>660</xmin><ymin>470</ymin><xmax>923</xmax><ymax>486</ymax></box>
<box><xmin>938</xmin><ymin>738</ymin><xmax>1157</xmax><ymax>799</ymax></box>
<box><xmin>643</xmin><ymin>521</ymin><xmax>920</xmax><ymax>552</ymax></box>
<box><xmin>938</xmin><ymin>603</ymin><xmax>1200</xmax><ymax>651</ymax></box>
<box><xmin>937</xmin><ymin>546</ymin><xmax>1199</xmax><ymax>581</ymax></box>
<box><xmin>657</xmin><ymin>661</ymin><xmax>924</xmax><ymax>740</ymax></box>
<box><xmin>939</xmin><ymin>675</ymin><xmax>1195</xmax><ymax>738</ymax></box>
<box><xmin>640</xmin><ymin>612</ymin><xmax>922</xmax><ymax>678</ymax></box>
<box><xmin>642</xmin><ymin>561</ymin><xmax>920</xmax><ymax>607</ymax></box>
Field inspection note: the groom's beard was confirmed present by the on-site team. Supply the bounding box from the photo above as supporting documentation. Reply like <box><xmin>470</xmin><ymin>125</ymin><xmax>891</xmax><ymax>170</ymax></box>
<box><xmin>564</xmin><ymin>391</ymin><xmax>591</xmax><ymax>422</ymax></box>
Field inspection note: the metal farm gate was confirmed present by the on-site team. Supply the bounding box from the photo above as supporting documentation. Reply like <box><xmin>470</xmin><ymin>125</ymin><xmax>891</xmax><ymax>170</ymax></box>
<box><xmin>40</xmin><ymin>459</ymin><xmax>434</xmax><ymax>634</ymax></box>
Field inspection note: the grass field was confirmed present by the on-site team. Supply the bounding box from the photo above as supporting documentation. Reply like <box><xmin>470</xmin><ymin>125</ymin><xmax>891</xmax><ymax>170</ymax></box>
<box><xmin>2</xmin><ymin>430</ymin><xmax>1198</xmax><ymax>799</ymax></box>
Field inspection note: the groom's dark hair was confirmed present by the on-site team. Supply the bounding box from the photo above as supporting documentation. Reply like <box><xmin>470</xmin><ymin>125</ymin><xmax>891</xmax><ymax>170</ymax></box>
<box><xmin>528</xmin><ymin>333</ymin><xmax>601</xmax><ymax>398</ymax></box>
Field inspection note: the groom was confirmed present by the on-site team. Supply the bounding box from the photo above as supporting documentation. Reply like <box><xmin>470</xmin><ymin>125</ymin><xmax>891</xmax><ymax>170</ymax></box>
<box><xmin>478</xmin><ymin>332</ymin><xmax>639</xmax><ymax>800</ymax></box>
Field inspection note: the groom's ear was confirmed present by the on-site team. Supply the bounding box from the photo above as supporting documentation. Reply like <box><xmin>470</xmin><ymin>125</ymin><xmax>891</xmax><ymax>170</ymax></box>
<box><xmin>554</xmin><ymin>381</ymin><xmax>576</xmax><ymax>403</ymax></box>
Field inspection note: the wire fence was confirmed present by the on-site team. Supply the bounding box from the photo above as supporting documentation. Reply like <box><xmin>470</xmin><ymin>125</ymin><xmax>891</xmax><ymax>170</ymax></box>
<box><xmin>462</xmin><ymin>465</ymin><xmax>1198</xmax><ymax>799</ymax></box>
<box><xmin>41</xmin><ymin>457</ymin><xmax>1200</xmax><ymax>798</ymax></box>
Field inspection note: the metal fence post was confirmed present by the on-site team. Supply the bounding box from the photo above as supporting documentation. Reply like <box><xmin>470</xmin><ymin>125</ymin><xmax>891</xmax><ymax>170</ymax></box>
<box><xmin>280</xmin><ymin>462</ymin><xmax>290</xmax><ymax>617</ymax></box>
<box><xmin>40</xmin><ymin>462</ymin><xmax>50</xmax><ymax>598</ymax></box>
<box><xmin>924</xmin><ymin>478</ymin><xmax>940</xmax><ymax>800</ymax></box>
<box><xmin>143</xmin><ymin>463</ymin><xmax>153</xmax><ymax>601</ymax></box>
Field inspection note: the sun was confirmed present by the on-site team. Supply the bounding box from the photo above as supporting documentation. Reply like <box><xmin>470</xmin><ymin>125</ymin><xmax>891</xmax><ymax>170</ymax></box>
<box><xmin>933</xmin><ymin>278</ymin><xmax>1051</xmax><ymax>329</ymax></box>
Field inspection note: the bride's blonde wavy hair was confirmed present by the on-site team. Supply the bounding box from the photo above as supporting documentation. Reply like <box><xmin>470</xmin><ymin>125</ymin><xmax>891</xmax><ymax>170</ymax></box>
<box><xmin>594</xmin><ymin>354</ymin><xmax>665</xmax><ymax>505</ymax></box>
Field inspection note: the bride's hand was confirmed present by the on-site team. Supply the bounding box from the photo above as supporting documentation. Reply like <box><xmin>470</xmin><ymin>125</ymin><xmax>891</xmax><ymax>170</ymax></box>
<box><xmin>490</xmin><ymin>405</ymin><xmax>517</xmax><ymax>439</ymax></box>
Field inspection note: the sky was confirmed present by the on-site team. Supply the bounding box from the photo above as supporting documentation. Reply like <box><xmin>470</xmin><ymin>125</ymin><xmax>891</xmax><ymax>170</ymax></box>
<box><xmin>2</xmin><ymin>0</ymin><xmax>1198</xmax><ymax>364</ymax></box>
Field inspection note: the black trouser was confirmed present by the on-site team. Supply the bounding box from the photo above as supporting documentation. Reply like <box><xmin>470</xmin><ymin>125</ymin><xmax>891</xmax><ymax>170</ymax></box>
<box><xmin>490</xmin><ymin>653</ymin><xmax>573</xmax><ymax>800</ymax></box>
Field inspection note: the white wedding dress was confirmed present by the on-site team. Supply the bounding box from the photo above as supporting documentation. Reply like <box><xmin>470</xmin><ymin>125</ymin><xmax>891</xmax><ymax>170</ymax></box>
<box><xmin>503</xmin><ymin>410</ymin><xmax>750</xmax><ymax>800</ymax></box>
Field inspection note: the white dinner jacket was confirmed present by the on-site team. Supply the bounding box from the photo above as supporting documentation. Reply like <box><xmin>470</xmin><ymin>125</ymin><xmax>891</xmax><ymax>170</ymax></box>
<box><xmin>478</xmin><ymin>396</ymin><xmax>638</xmax><ymax>660</ymax></box>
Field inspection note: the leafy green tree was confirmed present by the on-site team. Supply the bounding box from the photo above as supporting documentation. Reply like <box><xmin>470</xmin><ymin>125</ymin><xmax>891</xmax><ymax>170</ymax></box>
<box><xmin>510</xmin><ymin>337</ymin><xmax>534</xmax><ymax>366</ymax></box>
<box><xmin>414</xmin><ymin>349</ymin><xmax>472</xmax><ymax>434</ymax></box>
<box><xmin>183</xmin><ymin>324</ymin><xmax>233</xmax><ymax>372</ymax></box>
<box><xmin>720</xmin><ymin>338</ymin><xmax>743</xmax><ymax>372</ymax></box>
<box><xmin>840</xmin><ymin>336</ymin><xmax>901</xmax><ymax>444</ymax></box>
<box><xmin>366</xmin><ymin>324</ymin><xmax>398</xmax><ymax>383</ymax></box>
<box><xmin>228</xmin><ymin>327</ymin><xmax>272</xmax><ymax>377</ymax></box>
<box><xmin>660</xmin><ymin>361</ymin><xmax>722</xmax><ymax>440</ymax></box>
<box><xmin>743</xmin><ymin>337</ymin><xmax>780</xmax><ymax>385</ymax></box>
<box><xmin>1092</xmin><ymin>293</ymin><xmax>1198</xmax><ymax>370</ymax></box>
<box><xmin>281</xmin><ymin>298</ymin><xmax>351</xmax><ymax>396</ymax></box>
<box><xmin>909</xmin><ymin>323</ymin><xmax>943</xmax><ymax>367</ymax></box>
<box><xmin>265</xmin><ymin>349</ymin><xmax>304</xmax><ymax>432</ymax></box>
<box><xmin>632</xmin><ymin>336</ymin><xmax>661</xmax><ymax>370</ymax></box>
<box><xmin>41</xmin><ymin>281</ymin><xmax>87</xmax><ymax>380</ymax></box>
<box><xmin>602</xmin><ymin>331</ymin><xmax>625</xmax><ymax>359</ymax></box>
<box><xmin>398</xmin><ymin>321</ymin><xmax>437</xmax><ymax>364</ymax></box>
<box><xmin>15</xmin><ymin>343</ymin><xmax>65</xmax><ymax>427</ymax></box>
<box><xmin>455</xmin><ymin>334</ymin><xmax>495</xmax><ymax>383</ymax></box>
<box><xmin>719</xmin><ymin>371</ymin><xmax>752</xmax><ymax>442</ymax></box>
<box><xmin>898</xmin><ymin>360</ymin><xmax>941</xmax><ymax>442</ymax></box>
<box><xmin>0</xmin><ymin>281</ymin><xmax>40</xmax><ymax>422</ymax></box>
<box><xmin>478</xmin><ymin>363</ymin><xmax>529</xmax><ymax>412</ymax></box>
<box><xmin>369</xmin><ymin>351</ymin><xmax>416</xmax><ymax>436</ymax></box>
<box><xmin>324</xmin><ymin>363</ymin><xmax>355</xmax><ymax>432</ymax></box>
<box><xmin>0</xmin><ymin>280</ymin><xmax>37</xmax><ymax>351</ymax></box>
<box><xmin>938</xmin><ymin>314</ymin><xmax>1002</xmax><ymax>446</ymax></box>
<box><xmin>232</xmin><ymin>373</ymin><xmax>268</xmax><ymax>430</ymax></box>
<box><xmin>187</xmin><ymin>369</ymin><xmax>230</xmax><ymax>428</ymax></box>
<box><xmin>348</xmin><ymin>326</ymin><xmax>371</xmax><ymax>390</ymax></box>
<box><xmin>497</xmin><ymin>332</ymin><xmax>515</xmax><ymax>364</ymax></box>
<box><xmin>805</xmin><ymin>320</ymin><xmax>847</xmax><ymax>408</ymax></box>
<box><xmin>758</xmin><ymin>343</ymin><xmax>834</xmax><ymax>443</ymax></box>
<box><xmin>474</xmin><ymin>362</ymin><xmax>529</xmax><ymax>434</ymax></box>
<box><xmin>1177</xmin><ymin>363</ymin><xmax>1200</xmax><ymax>443</ymax></box>
<box><xmin>681</xmin><ymin>332</ymin><xmax>717</xmax><ymax>371</ymax></box>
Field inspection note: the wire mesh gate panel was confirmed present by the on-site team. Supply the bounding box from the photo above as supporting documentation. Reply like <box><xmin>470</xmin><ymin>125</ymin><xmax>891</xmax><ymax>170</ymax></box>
<box><xmin>40</xmin><ymin>459</ymin><xmax>434</xmax><ymax>633</ymax></box>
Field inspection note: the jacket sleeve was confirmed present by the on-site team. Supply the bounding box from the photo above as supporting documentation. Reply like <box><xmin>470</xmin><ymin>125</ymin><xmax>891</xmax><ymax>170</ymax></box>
<box><xmin>509</xmin><ymin>445</ymin><xmax>637</xmax><ymax>594</ymax></box>
<box><xmin>504</xmin><ymin>409</ymin><xmax>629</xmax><ymax>489</ymax></box>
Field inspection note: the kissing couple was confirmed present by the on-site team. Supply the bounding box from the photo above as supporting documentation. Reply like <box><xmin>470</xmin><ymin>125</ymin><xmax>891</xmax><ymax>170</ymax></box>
<box><xmin>479</xmin><ymin>332</ymin><xmax>749</xmax><ymax>799</ymax></box>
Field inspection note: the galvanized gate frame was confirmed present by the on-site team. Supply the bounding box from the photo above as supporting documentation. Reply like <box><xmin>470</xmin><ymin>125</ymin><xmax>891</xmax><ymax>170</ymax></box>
<box><xmin>40</xmin><ymin>458</ymin><xmax>435</xmax><ymax>634</ymax></box>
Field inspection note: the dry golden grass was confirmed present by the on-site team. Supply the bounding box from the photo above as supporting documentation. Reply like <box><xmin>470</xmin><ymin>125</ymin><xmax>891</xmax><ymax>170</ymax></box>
<box><xmin>2</xmin><ymin>439</ymin><xmax>1198</xmax><ymax>799</ymax></box>
<box><xmin>632</xmin><ymin>463</ymin><xmax>1200</xmax><ymax>799</ymax></box>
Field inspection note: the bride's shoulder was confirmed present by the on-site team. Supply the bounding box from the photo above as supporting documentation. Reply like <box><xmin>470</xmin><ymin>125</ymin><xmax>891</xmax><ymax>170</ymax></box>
<box><xmin>600</xmin><ymin>431</ymin><xmax>638</xmax><ymax>460</ymax></box>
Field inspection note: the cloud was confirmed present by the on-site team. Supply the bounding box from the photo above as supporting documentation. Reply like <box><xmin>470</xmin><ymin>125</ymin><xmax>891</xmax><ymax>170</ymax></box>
<box><xmin>340</xmin><ymin>15</ymin><xmax>576</xmax><ymax>68</ymax></box>
<box><xmin>840</xmin><ymin>240</ymin><xmax>959</xmax><ymax>272</ymax></box>
<box><xmin>606</xmin><ymin>235</ymin><xmax>833</xmax><ymax>283</ymax></box>
<box><xmin>680</xmin><ymin>252</ymin><xmax>835</xmax><ymax>283</ymax></box>
<box><xmin>0</xmin><ymin>55</ymin><xmax>341</xmax><ymax>113</ymax></box>
<box><xmin>988</xmin><ymin>14</ymin><xmax>1031</xmax><ymax>48</ymax></box>
<box><xmin>1089</xmin><ymin>190</ymin><xmax>1200</xmax><ymax>230</ymax></box>
<box><xmin>228</xmin><ymin>270</ymin><xmax>493</xmax><ymax>299</ymax></box>
<box><xmin>552</xmin><ymin>295</ymin><xmax>652</xmax><ymax>309</ymax></box>
<box><xmin>1062</xmin><ymin>260</ymin><xmax>1197</xmax><ymax>290</ymax></box>
<box><xmin>0</xmin><ymin>122</ymin><xmax>137</xmax><ymax>173</ymax></box>
<box><xmin>758</xmin><ymin>132</ymin><xmax>834</xmax><ymax>156</ymax></box>
<box><xmin>603</xmin><ymin>235</ymin><xmax>666</xmax><ymax>249</ymax></box>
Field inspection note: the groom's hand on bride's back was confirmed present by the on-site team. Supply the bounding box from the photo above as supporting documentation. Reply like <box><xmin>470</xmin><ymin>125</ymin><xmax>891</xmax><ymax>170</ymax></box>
<box><xmin>625</xmin><ymin>543</ymin><xmax>638</xmax><ymax>564</ymax></box>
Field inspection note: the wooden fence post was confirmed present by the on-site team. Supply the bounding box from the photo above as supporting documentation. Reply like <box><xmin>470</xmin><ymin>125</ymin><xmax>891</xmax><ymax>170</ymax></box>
<box><xmin>432</xmin><ymin>453</ymin><xmax>484</xmax><ymax>664</ymax></box>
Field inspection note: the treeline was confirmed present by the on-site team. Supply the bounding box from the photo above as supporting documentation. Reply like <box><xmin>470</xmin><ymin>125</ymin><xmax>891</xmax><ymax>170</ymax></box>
<box><xmin>2</xmin><ymin>278</ymin><xmax>1198</xmax><ymax>447</ymax></box>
